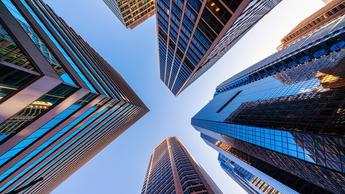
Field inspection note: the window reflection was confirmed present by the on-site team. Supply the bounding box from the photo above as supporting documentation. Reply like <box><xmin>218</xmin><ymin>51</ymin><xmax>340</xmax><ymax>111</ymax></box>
<box><xmin>0</xmin><ymin>23</ymin><xmax>34</xmax><ymax>70</ymax></box>
<box><xmin>0</xmin><ymin>84</ymin><xmax>76</xmax><ymax>143</ymax></box>
<box><xmin>0</xmin><ymin>64</ymin><xmax>37</xmax><ymax>103</ymax></box>
<box><xmin>2</xmin><ymin>0</ymin><xmax>76</xmax><ymax>85</ymax></box>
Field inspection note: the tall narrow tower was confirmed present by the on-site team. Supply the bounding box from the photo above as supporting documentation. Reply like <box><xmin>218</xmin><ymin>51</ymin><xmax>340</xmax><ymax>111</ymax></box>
<box><xmin>141</xmin><ymin>137</ymin><xmax>222</xmax><ymax>194</ymax></box>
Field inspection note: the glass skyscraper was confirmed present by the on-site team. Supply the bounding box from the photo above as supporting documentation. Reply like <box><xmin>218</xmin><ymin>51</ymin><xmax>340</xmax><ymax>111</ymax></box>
<box><xmin>0</xmin><ymin>0</ymin><xmax>148</xmax><ymax>193</ymax></box>
<box><xmin>192</xmin><ymin>9</ymin><xmax>345</xmax><ymax>194</ymax></box>
<box><xmin>103</xmin><ymin>0</ymin><xmax>155</xmax><ymax>29</ymax></box>
<box><xmin>156</xmin><ymin>0</ymin><xmax>281</xmax><ymax>95</ymax></box>
<box><xmin>141</xmin><ymin>137</ymin><xmax>222</xmax><ymax>194</ymax></box>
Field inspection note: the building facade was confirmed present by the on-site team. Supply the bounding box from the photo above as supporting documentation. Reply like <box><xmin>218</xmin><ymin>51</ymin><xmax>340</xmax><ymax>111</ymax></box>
<box><xmin>156</xmin><ymin>0</ymin><xmax>281</xmax><ymax>95</ymax></box>
<box><xmin>218</xmin><ymin>154</ymin><xmax>280</xmax><ymax>194</ymax></box>
<box><xmin>192</xmin><ymin>12</ymin><xmax>345</xmax><ymax>194</ymax></box>
<box><xmin>278</xmin><ymin>0</ymin><xmax>345</xmax><ymax>50</ymax></box>
<box><xmin>0</xmin><ymin>0</ymin><xmax>148</xmax><ymax>193</ymax></box>
<box><xmin>323</xmin><ymin>0</ymin><xmax>333</xmax><ymax>4</ymax></box>
<box><xmin>141</xmin><ymin>137</ymin><xmax>222</xmax><ymax>194</ymax></box>
<box><xmin>103</xmin><ymin>0</ymin><xmax>155</xmax><ymax>29</ymax></box>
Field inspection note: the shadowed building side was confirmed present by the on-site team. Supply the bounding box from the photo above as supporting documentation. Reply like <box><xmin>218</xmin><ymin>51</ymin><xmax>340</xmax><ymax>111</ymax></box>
<box><xmin>156</xmin><ymin>0</ymin><xmax>282</xmax><ymax>95</ymax></box>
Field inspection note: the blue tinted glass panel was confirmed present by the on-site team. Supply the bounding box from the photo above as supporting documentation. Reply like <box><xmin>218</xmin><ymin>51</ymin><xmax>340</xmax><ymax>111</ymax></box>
<box><xmin>1</xmin><ymin>103</ymin><xmax>129</xmax><ymax>192</ymax></box>
<box><xmin>0</xmin><ymin>94</ymin><xmax>91</xmax><ymax>167</ymax></box>
<box><xmin>25</xmin><ymin>0</ymin><xmax>111</xmax><ymax>96</ymax></box>
<box><xmin>2</xmin><ymin>0</ymin><xmax>76</xmax><ymax>86</ymax></box>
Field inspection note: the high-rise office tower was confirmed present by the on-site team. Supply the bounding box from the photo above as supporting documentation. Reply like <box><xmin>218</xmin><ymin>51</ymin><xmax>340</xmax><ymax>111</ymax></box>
<box><xmin>218</xmin><ymin>154</ymin><xmax>281</xmax><ymax>194</ymax></box>
<box><xmin>0</xmin><ymin>0</ymin><xmax>148</xmax><ymax>193</ymax></box>
<box><xmin>141</xmin><ymin>137</ymin><xmax>222</xmax><ymax>194</ymax></box>
<box><xmin>156</xmin><ymin>0</ymin><xmax>281</xmax><ymax>95</ymax></box>
<box><xmin>103</xmin><ymin>0</ymin><xmax>155</xmax><ymax>29</ymax></box>
<box><xmin>323</xmin><ymin>0</ymin><xmax>333</xmax><ymax>4</ymax></box>
<box><xmin>278</xmin><ymin>0</ymin><xmax>345</xmax><ymax>50</ymax></box>
<box><xmin>192</xmin><ymin>9</ymin><xmax>345</xmax><ymax>194</ymax></box>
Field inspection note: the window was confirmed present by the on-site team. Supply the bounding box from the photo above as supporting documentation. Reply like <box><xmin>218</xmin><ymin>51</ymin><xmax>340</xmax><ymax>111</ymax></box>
<box><xmin>0</xmin><ymin>84</ymin><xmax>76</xmax><ymax>143</ymax></box>
<box><xmin>0</xmin><ymin>23</ymin><xmax>34</xmax><ymax>70</ymax></box>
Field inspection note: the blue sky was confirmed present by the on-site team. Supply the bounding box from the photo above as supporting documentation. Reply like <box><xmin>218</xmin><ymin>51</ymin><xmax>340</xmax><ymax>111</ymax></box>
<box><xmin>45</xmin><ymin>0</ymin><xmax>324</xmax><ymax>193</ymax></box>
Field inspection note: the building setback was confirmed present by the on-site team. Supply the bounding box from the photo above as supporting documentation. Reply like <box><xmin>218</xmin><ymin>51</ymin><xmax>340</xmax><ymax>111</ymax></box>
<box><xmin>141</xmin><ymin>137</ymin><xmax>222</xmax><ymax>194</ymax></box>
<box><xmin>192</xmin><ymin>9</ymin><xmax>345</xmax><ymax>194</ymax></box>
<box><xmin>218</xmin><ymin>154</ymin><xmax>281</xmax><ymax>194</ymax></box>
<box><xmin>156</xmin><ymin>0</ymin><xmax>281</xmax><ymax>95</ymax></box>
<box><xmin>103</xmin><ymin>0</ymin><xmax>155</xmax><ymax>29</ymax></box>
<box><xmin>0</xmin><ymin>0</ymin><xmax>148</xmax><ymax>193</ymax></box>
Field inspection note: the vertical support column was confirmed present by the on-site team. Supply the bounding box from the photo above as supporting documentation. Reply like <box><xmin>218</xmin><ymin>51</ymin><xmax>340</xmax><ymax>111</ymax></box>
<box><xmin>167</xmin><ymin>137</ymin><xmax>184</xmax><ymax>194</ymax></box>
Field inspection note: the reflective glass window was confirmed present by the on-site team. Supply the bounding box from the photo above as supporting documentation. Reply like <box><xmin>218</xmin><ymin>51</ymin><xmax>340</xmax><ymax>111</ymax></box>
<box><xmin>0</xmin><ymin>93</ymin><xmax>95</xmax><ymax>167</ymax></box>
<box><xmin>0</xmin><ymin>84</ymin><xmax>76</xmax><ymax>143</ymax></box>
<box><xmin>0</xmin><ymin>22</ymin><xmax>34</xmax><ymax>70</ymax></box>
<box><xmin>2</xmin><ymin>0</ymin><xmax>76</xmax><ymax>86</ymax></box>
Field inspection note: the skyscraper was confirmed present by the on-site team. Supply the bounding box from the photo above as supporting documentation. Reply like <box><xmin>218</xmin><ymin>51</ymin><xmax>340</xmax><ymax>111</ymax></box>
<box><xmin>141</xmin><ymin>137</ymin><xmax>222</xmax><ymax>194</ymax></box>
<box><xmin>103</xmin><ymin>0</ymin><xmax>155</xmax><ymax>29</ymax></box>
<box><xmin>156</xmin><ymin>0</ymin><xmax>281</xmax><ymax>95</ymax></box>
<box><xmin>192</xmin><ymin>10</ymin><xmax>345</xmax><ymax>194</ymax></box>
<box><xmin>278</xmin><ymin>0</ymin><xmax>345</xmax><ymax>50</ymax></box>
<box><xmin>0</xmin><ymin>0</ymin><xmax>148</xmax><ymax>193</ymax></box>
<box><xmin>323</xmin><ymin>0</ymin><xmax>333</xmax><ymax>4</ymax></box>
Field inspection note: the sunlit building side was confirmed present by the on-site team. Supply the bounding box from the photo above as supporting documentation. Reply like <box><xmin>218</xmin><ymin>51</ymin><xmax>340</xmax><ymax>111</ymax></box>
<box><xmin>103</xmin><ymin>0</ymin><xmax>155</xmax><ymax>29</ymax></box>
<box><xmin>141</xmin><ymin>137</ymin><xmax>222</xmax><ymax>194</ymax></box>
<box><xmin>0</xmin><ymin>0</ymin><xmax>148</xmax><ymax>193</ymax></box>
<box><xmin>278</xmin><ymin>0</ymin><xmax>345</xmax><ymax>50</ymax></box>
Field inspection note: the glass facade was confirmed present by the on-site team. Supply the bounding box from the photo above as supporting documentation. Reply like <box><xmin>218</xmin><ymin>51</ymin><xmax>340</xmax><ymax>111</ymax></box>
<box><xmin>3</xmin><ymin>0</ymin><xmax>76</xmax><ymax>86</ymax></box>
<box><xmin>141</xmin><ymin>137</ymin><xmax>221</xmax><ymax>194</ymax></box>
<box><xmin>0</xmin><ymin>84</ymin><xmax>76</xmax><ymax>143</ymax></box>
<box><xmin>0</xmin><ymin>22</ymin><xmax>38</xmax><ymax>102</ymax></box>
<box><xmin>0</xmin><ymin>0</ymin><xmax>148</xmax><ymax>193</ymax></box>
<box><xmin>218</xmin><ymin>154</ymin><xmax>281</xmax><ymax>194</ymax></box>
<box><xmin>157</xmin><ymin>0</ymin><xmax>281</xmax><ymax>95</ymax></box>
<box><xmin>103</xmin><ymin>0</ymin><xmax>155</xmax><ymax>29</ymax></box>
<box><xmin>22</xmin><ymin>0</ymin><xmax>114</xmax><ymax>96</ymax></box>
<box><xmin>278</xmin><ymin>0</ymin><xmax>345</xmax><ymax>50</ymax></box>
<box><xmin>15</xmin><ymin>104</ymin><xmax>134</xmax><ymax>191</ymax></box>
<box><xmin>0</xmin><ymin>22</ymin><xmax>34</xmax><ymax>70</ymax></box>
<box><xmin>141</xmin><ymin>139</ymin><xmax>175</xmax><ymax>194</ymax></box>
<box><xmin>0</xmin><ymin>93</ymin><xmax>95</xmax><ymax>167</ymax></box>
<box><xmin>192</xmin><ymin>15</ymin><xmax>345</xmax><ymax>194</ymax></box>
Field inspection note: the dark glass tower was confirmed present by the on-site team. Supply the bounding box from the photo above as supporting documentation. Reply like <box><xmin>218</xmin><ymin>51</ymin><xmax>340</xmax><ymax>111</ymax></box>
<box><xmin>0</xmin><ymin>0</ymin><xmax>148</xmax><ymax>193</ymax></box>
<box><xmin>156</xmin><ymin>0</ymin><xmax>281</xmax><ymax>95</ymax></box>
<box><xmin>141</xmin><ymin>137</ymin><xmax>222</xmax><ymax>194</ymax></box>
<box><xmin>192</xmin><ymin>12</ymin><xmax>345</xmax><ymax>194</ymax></box>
